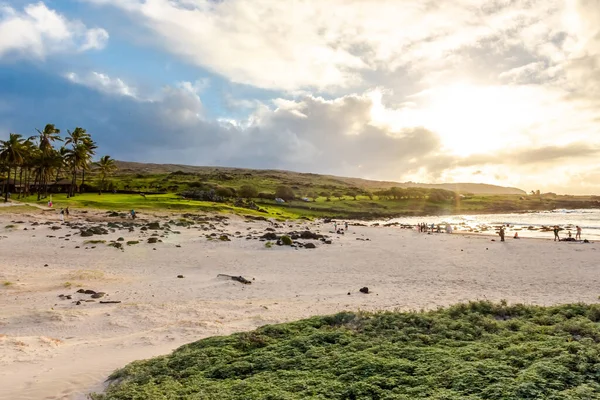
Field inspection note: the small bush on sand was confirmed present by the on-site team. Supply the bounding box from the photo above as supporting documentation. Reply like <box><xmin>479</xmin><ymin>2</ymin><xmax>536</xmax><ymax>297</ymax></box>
<box><xmin>4</xmin><ymin>224</ymin><xmax>16</xmax><ymax>229</ymax></box>
<box><xmin>264</xmin><ymin>241</ymin><xmax>273</xmax><ymax>248</ymax></box>
<box><xmin>3</xmin><ymin>281</ymin><xmax>13</xmax><ymax>286</ymax></box>
<box><xmin>84</xmin><ymin>240</ymin><xmax>106</xmax><ymax>245</ymax></box>
<box><xmin>280</xmin><ymin>235</ymin><xmax>293</xmax><ymax>245</ymax></box>
<box><xmin>126</xmin><ymin>241</ymin><xmax>139</xmax><ymax>246</ymax></box>
<box><xmin>63</xmin><ymin>282</ymin><xmax>72</xmax><ymax>288</ymax></box>
<box><xmin>67</xmin><ymin>270</ymin><xmax>105</xmax><ymax>280</ymax></box>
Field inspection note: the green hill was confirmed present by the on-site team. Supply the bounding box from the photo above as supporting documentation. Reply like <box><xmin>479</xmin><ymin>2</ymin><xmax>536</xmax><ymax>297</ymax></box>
<box><xmin>110</xmin><ymin>161</ymin><xmax>526</xmax><ymax>195</ymax></box>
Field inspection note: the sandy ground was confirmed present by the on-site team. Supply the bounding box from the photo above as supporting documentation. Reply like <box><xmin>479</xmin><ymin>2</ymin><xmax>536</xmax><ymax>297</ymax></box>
<box><xmin>0</xmin><ymin>209</ymin><xmax>599</xmax><ymax>400</ymax></box>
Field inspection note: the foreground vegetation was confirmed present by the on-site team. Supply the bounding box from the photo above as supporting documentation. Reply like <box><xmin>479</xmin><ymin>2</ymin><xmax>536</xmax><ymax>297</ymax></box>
<box><xmin>92</xmin><ymin>301</ymin><xmax>600</xmax><ymax>399</ymax></box>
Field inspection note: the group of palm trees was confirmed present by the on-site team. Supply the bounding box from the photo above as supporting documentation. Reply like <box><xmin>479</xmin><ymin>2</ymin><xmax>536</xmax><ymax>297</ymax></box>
<box><xmin>0</xmin><ymin>124</ymin><xmax>117</xmax><ymax>202</ymax></box>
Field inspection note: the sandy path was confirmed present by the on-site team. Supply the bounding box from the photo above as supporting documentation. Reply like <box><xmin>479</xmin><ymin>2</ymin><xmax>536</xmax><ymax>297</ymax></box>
<box><xmin>0</xmin><ymin>211</ymin><xmax>598</xmax><ymax>399</ymax></box>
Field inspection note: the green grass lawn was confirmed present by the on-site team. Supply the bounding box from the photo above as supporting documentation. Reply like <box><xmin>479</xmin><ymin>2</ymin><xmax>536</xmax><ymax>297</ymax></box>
<box><xmin>11</xmin><ymin>191</ymin><xmax>598</xmax><ymax>220</ymax></box>
<box><xmin>91</xmin><ymin>301</ymin><xmax>600</xmax><ymax>400</ymax></box>
<box><xmin>18</xmin><ymin>193</ymin><xmax>303</xmax><ymax>220</ymax></box>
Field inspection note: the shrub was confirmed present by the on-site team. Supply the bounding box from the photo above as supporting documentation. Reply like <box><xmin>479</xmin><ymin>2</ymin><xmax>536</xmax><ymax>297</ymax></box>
<box><xmin>275</xmin><ymin>185</ymin><xmax>295</xmax><ymax>201</ymax></box>
<box><xmin>257</xmin><ymin>192</ymin><xmax>274</xmax><ymax>199</ymax></box>
<box><xmin>280</xmin><ymin>235</ymin><xmax>293</xmax><ymax>245</ymax></box>
<box><xmin>215</xmin><ymin>187</ymin><xmax>236</xmax><ymax>198</ymax></box>
<box><xmin>238</xmin><ymin>185</ymin><xmax>258</xmax><ymax>199</ymax></box>
<box><xmin>264</xmin><ymin>241</ymin><xmax>273</xmax><ymax>248</ymax></box>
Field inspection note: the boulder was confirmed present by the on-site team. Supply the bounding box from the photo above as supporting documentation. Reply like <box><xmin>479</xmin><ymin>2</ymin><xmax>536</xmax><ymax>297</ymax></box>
<box><xmin>261</xmin><ymin>232</ymin><xmax>278</xmax><ymax>240</ymax></box>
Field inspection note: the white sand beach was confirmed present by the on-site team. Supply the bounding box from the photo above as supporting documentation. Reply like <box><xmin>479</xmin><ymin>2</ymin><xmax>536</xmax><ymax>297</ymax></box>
<box><xmin>1</xmin><ymin>210</ymin><xmax>599</xmax><ymax>400</ymax></box>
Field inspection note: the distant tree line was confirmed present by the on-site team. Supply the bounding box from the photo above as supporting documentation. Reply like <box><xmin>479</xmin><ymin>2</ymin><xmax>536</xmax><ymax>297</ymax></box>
<box><xmin>0</xmin><ymin>124</ymin><xmax>116</xmax><ymax>201</ymax></box>
<box><xmin>373</xmin><ymin>187</ymin><xmax>456</xmax><ymax>202</ymax></box>
<box><xmin>180</xmin><ymin>183</ymin><xmax>456</xmax><ymax>204</ymax></box>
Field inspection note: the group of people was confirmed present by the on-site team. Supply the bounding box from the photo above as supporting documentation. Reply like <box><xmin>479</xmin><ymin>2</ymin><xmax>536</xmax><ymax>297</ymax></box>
<box><xmin>498</xmin><ymin>224</ymin><xmax>584</xmax><ymax>242</ymax></box>
<box><xmin>333</xmin><ymin>221</ymin><xmax>348</xmax><ymax>234</ymax></box>
<box><xmin>58</xmin><ymin>207</ymin><xmax>70</xmax><ymax>222</ymax></box>
<box><xmin>553</xmin><ymin>225</ymin><xmax>582</xmax><ymax>241</ymax></box>
<box><xmin>417</xmin><ymin>223</ymin><xmax>453</xmax><ymax>234</ymax></box>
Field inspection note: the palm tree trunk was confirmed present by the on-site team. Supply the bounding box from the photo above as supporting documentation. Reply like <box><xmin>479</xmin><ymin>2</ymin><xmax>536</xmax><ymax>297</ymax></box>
<box><xmin>80</xmin><ymin>169</ymin><xmax>85</xmax><ymax>193</ymax></box>
<box><xmin>34</xmin><ymin>170</ymin><xmax>41</xmax><ymax>200</ymax></box>
<box><xmin>4</xmin><ymin>166</ymin><xmax>10</xmax><ymax>202</ymax></box>
<box><xmin>14</xmin><ymin>167</ymin><xmax>19</xmax><ymax>199</ymax></box>
<box><xmin>18</xmin><ymin>168</ymin><xmax>23</xmax><ymax>199</ymax></box>
<box><xmin>71</xmin><ymin>168</ymin><xmax>77</xmax><ymax>197</ymax></box>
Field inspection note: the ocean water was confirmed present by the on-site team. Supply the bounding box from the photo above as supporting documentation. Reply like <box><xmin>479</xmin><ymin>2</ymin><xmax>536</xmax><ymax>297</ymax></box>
<box><xmin>383</xmin><ymin>209</ymin><xmax>600</xmax><ymax>241</ymax></box>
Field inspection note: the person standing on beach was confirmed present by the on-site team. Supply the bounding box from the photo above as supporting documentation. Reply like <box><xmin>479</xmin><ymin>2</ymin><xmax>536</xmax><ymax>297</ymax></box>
<box><xmin>59</xmin><ymin>208</ymin><xmax>65</xmax><ymax>223</ymax></box>
<box><xmin>576</xmin><ymin>226</ymin><xmax>582</xmax><ymax>240</ymax></box>
<box><xmin>499</xmin><ymin>226</ymin><xmax>505</xmax><ymax>242</ymax></box>
<box><xmin>553</xmin><ymin>226</ymin><xmax>560</xmax><ymax>241</ymax></box>
<box><xmin>65</xmin><ymin>207</ymin><xmax>70</xmax><ymax>219</ymax></box>
<box><xmin>344</xmin><ymin>221</ymin><xmax>348</xmax><ymax>231</ymax></box>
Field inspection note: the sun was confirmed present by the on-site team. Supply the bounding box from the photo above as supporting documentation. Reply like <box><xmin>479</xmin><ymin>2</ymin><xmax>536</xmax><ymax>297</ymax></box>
<box><xmin>421</xmin><ymin>84</ymin><xmax>532</xmax><ymax>156</ymax></box>
<box><xmin>369</xmin><ymin>84</ymin><xmax>539</xmax><ymax>157</ymax></box>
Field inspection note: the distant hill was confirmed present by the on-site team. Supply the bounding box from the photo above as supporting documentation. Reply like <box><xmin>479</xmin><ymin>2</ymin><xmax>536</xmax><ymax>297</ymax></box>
<box><xmin>112</xmin><ymin>161</ymin><xmax>525</xmax><ymax>195</ymax></box>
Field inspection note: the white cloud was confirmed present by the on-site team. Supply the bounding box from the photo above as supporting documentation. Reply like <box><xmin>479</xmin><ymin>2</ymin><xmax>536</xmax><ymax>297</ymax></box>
<box><xmin>65</xmin><ymin>71</ymin><xmax>137</xmax><ymax>98</ymax></box>
<box><xmin>82</xmin><ymin>0</ymin><xmax>572</xmax><ymax>91</ymax></box>
<box><xmin>0</xmin><ymin>2</ymin><xmax>108</xmax><ymax>59</ymax></box>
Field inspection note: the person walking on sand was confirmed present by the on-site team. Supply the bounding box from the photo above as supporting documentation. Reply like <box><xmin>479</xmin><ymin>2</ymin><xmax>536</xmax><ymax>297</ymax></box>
<box><xmin>65</xmin><ymin>207</ymin><xmax>70</xmax><ymax>219</ymax></box>
<box><xmin>334</xmin><ymin>221</ymin><xmax>337</xmax><ymax>231</ymax></box>
<box><xmin>345</xmin><ymin>221</ymin><xmax>348</xmax><ymax>231</ymax></box>
<box><xmin>130</xmin><ymin>209</ymin><xmax>136</xmax><ymax>220</ymax></box>
<box><xmin>59</xmin><ymin>208</ymin><xmax>65</xmax><ymax>223</ymax></box>
<box><xmin>499</xmin><ymin>226</ymin><xmax>505</xmax><ymax>242</ymax></box>
<box><xmin>576</xmin><ymin>226</ymin><xmax>582</xmax><ymax>240</ymax></box>
<box><xmin>553</xmin><ymin>226</ymin><xmax>560</xmax><ymax>241</ymax></box>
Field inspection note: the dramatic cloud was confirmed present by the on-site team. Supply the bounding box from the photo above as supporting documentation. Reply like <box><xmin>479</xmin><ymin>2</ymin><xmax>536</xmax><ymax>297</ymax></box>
<box><xmin>0</xmin><ymin>2</ymin><xmax>108</xmax><ymax>59</ymax></box>
<box><xmin>80</xmin><ymin>0</ymin><xmax>572</xmax><ymax>91</ymax></box>
<box><xmin>1</xmin><ymin>0</ymin><xmax>600</xmax><ymax>193</ymax></box>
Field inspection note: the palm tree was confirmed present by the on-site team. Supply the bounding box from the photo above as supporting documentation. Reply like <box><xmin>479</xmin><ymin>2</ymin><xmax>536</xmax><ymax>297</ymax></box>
<box><xmin>34</xmin><ymin>124</ymin><xmax>61</xmax><ymax>199</ymax></box>
<box><xmin>96</xmin><ymin>155</ymin><xmax>117</xmax><ymax>194</ymax></box>
<box><xmin>79</xmin><ymin>137</ymin><xmax>97</xmax><ymax>193</ymax></box>
<box><xmin>65</xmin><ymin>128</ymin><xmax>97</xmax><ymax>196</ymax></box>
<box><xmin>17</xmin><ymin>138</ymin><xmax>36</xmax><ymax>199</ymax></box>
<box><xmin>65</xmin><ymin>127</ymin><xmax>87</xmax><ymax>196</ymax></box>
<box><xmin>0</xmin><ymin>133</ymin><xmax>26</xmax><ymax>202</ymax></box>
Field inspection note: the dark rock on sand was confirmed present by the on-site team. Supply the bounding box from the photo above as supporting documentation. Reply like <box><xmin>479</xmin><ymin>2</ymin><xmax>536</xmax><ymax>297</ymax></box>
<box><xmin>80</xmin><ymin>226</ymin><xmax>109</xmax><ymax>237</ymax></box>
<box><xmin>91</xmin><ymin>292</ymin><xmax>106</xmax><ymax>299</ymax></box>
<box><xmin>147</xmin><ymin>222</ymin><xmax>161</xmax><ymax>230</ymax></box>
<box><xmin>304</xmin><ymin>243</ymin><xmax>317</xmax><ymax>249</ymax></box>
<box><xmin>177</xmin><ymin>275</ymin><xmax>184</xmax><ymax>278</ymax></box>
<box><xmin>261</xmin><ymin>232</ymin><xmax>278</xmax><ymax>240</ymax></box>
<box><xmin>359</xmin><ymin>287</ymin><xmax>369</xmax><ymax>294</ymax></box>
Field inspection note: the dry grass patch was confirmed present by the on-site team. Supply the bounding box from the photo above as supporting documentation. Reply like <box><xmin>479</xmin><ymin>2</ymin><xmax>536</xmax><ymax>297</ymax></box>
<box><xmin>66</xmin><ymin>269</ymin><xmax>106</xmax><ymax>281</ymax></box>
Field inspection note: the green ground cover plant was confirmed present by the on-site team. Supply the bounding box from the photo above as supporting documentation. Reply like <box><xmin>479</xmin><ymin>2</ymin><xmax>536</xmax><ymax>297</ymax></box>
<box><xmin>92</xmin><ymin>301</ymin><xmax>600</xmax><ymax>400</ymax></box>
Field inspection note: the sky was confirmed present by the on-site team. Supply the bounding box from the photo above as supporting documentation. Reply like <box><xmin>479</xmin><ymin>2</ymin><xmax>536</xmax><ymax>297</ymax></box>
<box><xmin>0</xmin><ymin>0</ymin><xmax>599</xmax><ymax>194</ymax></box>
